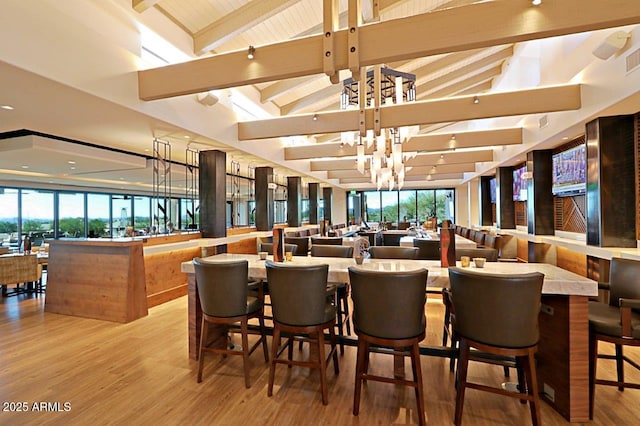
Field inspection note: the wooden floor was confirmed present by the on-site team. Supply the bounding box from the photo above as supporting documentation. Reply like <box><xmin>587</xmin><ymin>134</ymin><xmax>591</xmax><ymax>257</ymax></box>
<box><xmin>1</xmin><ymin>292</ymin><xmax>640</xmax><ymax>425</ymax></box>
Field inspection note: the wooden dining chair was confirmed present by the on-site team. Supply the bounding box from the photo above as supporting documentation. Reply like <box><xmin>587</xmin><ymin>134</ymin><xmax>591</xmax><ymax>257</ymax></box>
<box><xmin>368</xmin><ymin>246</ymin><xmax>418</xmax><ymax>259</ymax></box>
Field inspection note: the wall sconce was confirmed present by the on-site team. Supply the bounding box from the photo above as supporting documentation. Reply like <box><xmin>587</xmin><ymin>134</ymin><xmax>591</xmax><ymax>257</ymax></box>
<box><xmin>473</xmin><ymin>96</ymin><xmax>479</xmax><ymax>104</ymax></box>
<box><xmin>313</xmin><ymin>114</ymin><xmax>318</xmax><ymax>121</ymax></box>
<box><xmin>247</xmin><ymin>46</ymin><xmax>255</xmax><ymax>60</ymax></box>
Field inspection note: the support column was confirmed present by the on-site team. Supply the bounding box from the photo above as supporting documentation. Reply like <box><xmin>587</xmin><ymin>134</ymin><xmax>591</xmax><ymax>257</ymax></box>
<box><xmin>526</xmin><ymin>150</ymin><xmax>554</xmax><ymax>263</ymax></box>
<box><xmin>496</xmin><ymin>167</ymin><xmax>515</xmax><ymax>229</ymax></box>
<box><xmin>199</xmin><ymin>150</ymin><xmax>226</xmax><ymax>238</ymax></box>
<box><xmin>479</xmin><ymin>175</ymin><xmax>494</xmax><ymax>227</ymax></box>
<box><xmin>309</xmin><ymin>183</ymin><xmax>319</xmax><ymax>224</ymax></box>
<box><xmin>287</xmin><ymin>176</ymin><xmax>302</xmax><ymax>227</ymax></box>
<box><xmin>323</xmin><ymin>187</ymin><xmax>333</xmax><ymax>223</ymax></box>
<box><xmin>586</xmin><ymin>115</ymin><xmax>636</xmax><ymax>247</ymax></box>
<box><xmin>255</xmin><ymin>166</ymin><xmax>274</xmax><ymax>231</ymax></box>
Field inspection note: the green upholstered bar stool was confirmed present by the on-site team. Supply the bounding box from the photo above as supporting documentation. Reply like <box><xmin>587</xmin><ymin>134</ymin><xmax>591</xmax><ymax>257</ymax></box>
<box><xmin>348</xmin><ymin>266</ymin><xmax>428</xmax><ymax>426</ymax></box>
<box><xmin>193</xmin><ymin>258</ymin><xmax>269</xmax><ymax>388</ymax></box>
<box><xmin>589</xmin><ymin>257</ymin><xmax>640</xmax><ymax>419</ymax></box>
<box><xmin>448</xmin><ymin>267</ymin><xmax>544</xmax><ymax>426</ymax></box>
<box><xmin>265</xmin><ymin>261</ymin><xmax>339</xmax><ymax>405</ymax></box>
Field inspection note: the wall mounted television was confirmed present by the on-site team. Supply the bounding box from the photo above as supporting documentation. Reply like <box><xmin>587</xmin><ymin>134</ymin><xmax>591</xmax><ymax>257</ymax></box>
<box><xmin>489</xmin><ymin>177</ymin><xmax>496</xmax><ymax>204</ymax></box>
<box><xmin>552</xmin><ymin>144</ymin><xmax>586</xmax><ymax>196</ymax></box>
<box><xmin>513</xmin><ymin>166</ymin><xmax>528</xmax><ymax>201</ymax></box>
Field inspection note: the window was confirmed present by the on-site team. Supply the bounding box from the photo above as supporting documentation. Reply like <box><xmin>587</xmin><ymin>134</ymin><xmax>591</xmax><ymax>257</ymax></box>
<box><xmin>0</xmin><ymin>188</ymin><xmax>19</xmax><ymax>249</ymax></box>
<box><xmin>363</xmin><ymin>191</ymin><xmax>380</xmax><ymax>222</ymax></box>
<box><xmin>22</xmin><ymin>189</ymin><xmax>54</xmax><ymax>243</ymax></box>
<box><xmin>380</xmin><ymin>191</ymin><xmax>398</xmax><ymax>223</ymax></box>
<box><xmin>398</xmin><ymin>190</ymin><xmax>417</xmax><ymax>223</ymax></box>
<box><xmin>134</xmin><ymin>196</ymin><xmax>151</xmax><ymax>233</ymax></box>
<box><xmin>58</xmin><ymin>192</ymin><xmax>86</xmax><ymax>238</ymax></box>
<box><xmin>111</xmin><ymin>195</ymin><xmax>132</xmax><ymax>237</ymax></box>
<box><xmin>87</xmin><ymin>193</ymin><xmax>110</xmax><ymax>237</ymax></box>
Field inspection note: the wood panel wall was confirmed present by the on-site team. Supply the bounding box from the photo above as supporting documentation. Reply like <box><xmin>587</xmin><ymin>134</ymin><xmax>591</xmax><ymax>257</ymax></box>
<box><xmin>515</xmin><ymin>201</ymin><xmax>527</xmax><ymax>226</ymax></box>
<box><xmin>554</xmin><ymin>195</ymin><xmax>587</xmax><ymax>233</ymax></box>
<box><xmin>144</xmin><ymin>246</ymin><xmax>200</xmax><ymax>308</ymax></box>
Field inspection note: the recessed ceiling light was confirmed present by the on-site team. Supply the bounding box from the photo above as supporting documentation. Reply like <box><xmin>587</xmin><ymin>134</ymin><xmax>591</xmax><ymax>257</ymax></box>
<box><xmin>119</xmin><ymin>177</ymin><xmax>125</xmax><ymax>180</ymax></box>
<box><xmin>1</xmin><ymin>105</ymin><xmax>14</xmax><ymax>110</ymax></box>
<box><xmin>68</xmin><ymin>160</ymin><xmax>76</xmax><ymax>165</ymax></box>
<box><xmin>70</xmin><ymin>166</ymin><xmax>76</xmax><ymax>170</ymax></box>
<box><xmin>21</xmin><ymin>165</ymin><xmax>29</xmax><ymax>169</ymax></box>
<box><xmin>532</xmin><ymin>0</ymin><xmax>542</xmax><ymax>5</ymax></box>
<box><xmin>562</xmin><ymin>136</ymin><xmax>569</xmax><ymax>140</ymax></box>
<box><xmin>184</xmin><ymin>135</ymin><xmax>190</xmax><ymax>139</ymax></box>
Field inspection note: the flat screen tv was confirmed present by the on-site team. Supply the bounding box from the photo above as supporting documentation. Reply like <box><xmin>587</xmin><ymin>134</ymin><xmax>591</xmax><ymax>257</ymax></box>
<box><xmin>489</xmin><ymin>177</ymin><xmax>496</xmax><ymax>204</ymax></box>
<box><xmin>552</xmin><ymin>144</ymin><xmax>586</xmax><ymax>196</ymax></box>
<box><xmin>513</xmin><ymin>166</ymin><xmax>528</xmax><ymax>201</ymax></box>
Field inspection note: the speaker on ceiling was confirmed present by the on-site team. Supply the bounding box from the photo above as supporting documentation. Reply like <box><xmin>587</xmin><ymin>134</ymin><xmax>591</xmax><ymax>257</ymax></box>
<box><xmin>196</xmin><ymin>92</ymin><xmax>219</xmax><ymax>106</ymax></box>
<box><xmin>592</xmin><ymin>30</ymin><xmax>631</xmax><ymax>60</ymax></box>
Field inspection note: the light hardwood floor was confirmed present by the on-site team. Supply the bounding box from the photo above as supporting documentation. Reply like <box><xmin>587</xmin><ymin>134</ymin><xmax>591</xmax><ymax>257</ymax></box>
<box><xmin>1</xmin><ymin>293</ymin><xmax>639</xmax><ymax>425</ymax></box>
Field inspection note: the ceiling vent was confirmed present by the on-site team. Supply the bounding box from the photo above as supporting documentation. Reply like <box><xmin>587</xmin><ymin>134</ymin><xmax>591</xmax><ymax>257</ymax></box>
<box><xmin>626</xmin><ymin>47</ymin><xmax>640</xmax><ymax>73</ymax></box>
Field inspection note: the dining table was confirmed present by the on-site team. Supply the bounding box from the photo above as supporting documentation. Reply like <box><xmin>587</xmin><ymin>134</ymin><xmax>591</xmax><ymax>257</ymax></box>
<box><xmin>399</xmin><ymin>231</ymin><xmax>477</xmax><ymax>249</ymax></box>
<box><xmin>181</xmin><ymin>254</ymin><xmax>596</xmax><ymax>422</ymax></box>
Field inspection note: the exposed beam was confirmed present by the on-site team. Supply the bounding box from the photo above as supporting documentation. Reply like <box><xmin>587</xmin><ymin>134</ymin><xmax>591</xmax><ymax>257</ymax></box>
<box><xmin>311</xmin><ymin>149</ymin><xmax>493</xmax><ymax>171</ymax></box>
<box><xmin>424</xmin><ymin>67</ymin><xmax>500</xmax><ymax>100</ymax></box>
<box><xmin>132</xmin><ymin>0</ymin><xmax>160</xmax><ymax>13</ymax></box>
<box><xmin>328</xmin><ymin>163</ymin><xmax>476</xmax><ymax>179</ymax></box>
<box><xmin>339</xmin><ymin>172</ymin><xmax>464</xmax><ymax>184</ymax></box>
<box><xmin>416</xmin><ymin>47</ymin><xmax>513</xmax><ymax>98</ymax></box>
<box><xmin>285</xmin><ymin>128</ymin><xmax>522</xmax><ymax>160</ymax></box>
<box><xmin>193</xmin><ymin>0</ymin><xmax>298</xmax><ymax>55</ymax></box>
<box><xmin>260</xmin><ymin>75</ymin><xmax>323</xmax><ymax>103</ymax></box>
<box><xmin>138</xmin><ymin>1</ymin><xmax>640</xmax><ymax>100</ymax></box>
<box><xmin>239</xmin><ymin>85</ymin><xmax>581</xmax><ymax>140</ymax></box>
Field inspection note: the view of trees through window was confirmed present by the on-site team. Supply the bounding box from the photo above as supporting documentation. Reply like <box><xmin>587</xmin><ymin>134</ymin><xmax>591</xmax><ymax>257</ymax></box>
<box><xmin>354</xmin><ymin>189</ymin><xmax>455</xmax><ymax>225</ymax></box>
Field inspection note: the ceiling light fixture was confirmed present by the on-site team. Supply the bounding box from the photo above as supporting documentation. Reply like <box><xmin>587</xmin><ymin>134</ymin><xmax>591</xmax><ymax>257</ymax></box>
<box><xmin>532</xmin><ymin>0</ymin><xmax>542</xmax><ymax>5</ymax></box>
<box><xmin>473</xmin><ymin>96</ymin><xmax>479</xmax><ymax>104</ymax></box>
<box><xmin>341</xmin><ymin>67</ymin><xmax>418</xmax><ymax>190</ymax></box>
<box><xmin>247</xmin><ymin>46</ymin><xmax>255</xmax><ymax>60</ymax></box>
<box><xmin>68</xmin><ymin>160</ymin><xmax>76</xmax><ymax>165</ymax></box>
<box><xmin>313</xmin><ymin>114</ymin><xmax>318</xmax><ymax>121</ymax></box>
<box><xmin>1</xmin><ymin>105</ymin><xmax>14</xmax><ymax>110</ymax></box>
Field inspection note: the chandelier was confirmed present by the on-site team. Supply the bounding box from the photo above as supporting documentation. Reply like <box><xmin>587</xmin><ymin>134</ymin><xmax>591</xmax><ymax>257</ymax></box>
<box><xmin>340</xmin><ymin>67</ymin><xmax>418</xmax><ymax>190</ymax></box>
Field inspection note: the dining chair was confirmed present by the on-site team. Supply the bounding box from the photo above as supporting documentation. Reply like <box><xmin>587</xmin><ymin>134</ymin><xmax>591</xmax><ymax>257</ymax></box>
<box><xmin>265</xmin><ymin>261</ymin><xmax>339</xmax><ymax>405</ymax></box>
<box><xmin>589</xmin><ymin>257</ymin><xmax>640</xmax><ymax>419</ymax></box>
<box><xmin>368</xmin><ymin>246</ymin><xmax>418</xmax><ymax>259</ymax></box>
<box><xmin>310</xmin><ymin>244</ymin><xmax>353</xmax><ymax>354</ymax></box>
<box><xmin>455</xmin><ymin>247</ymin><xmax>498</xmax><ymax>262</ymax></box>
<box><xmin>382</xmin><ymin>232</ymin><xmax>403</xmax><ymax>246</ymax></box>
<box><xmin>349</xmin><ymin>266</ymin><xmax>428</xmax><ymax>425</ymax></box>
<box><xmin>284</xmin><ymin>236</ymin><xmax>309</xmax><ymax>256</ymax></box>
<box><xmin>193</xmin><ymin>258</ymin><xmax>269</xmax><ymax>388</ymax></box>
<box><xmin>311</xmin><ymin>236</ymin><xmax>343</xmax><ymax>246</ymax></box>
<box><xmin>258</xmin><ymin>242</ymin><xmax>297</xmax><ymax>256</ymax></box>
<box><xmin>448</xmin><ymin>267</ymin><xmax>544</xmax><ymax>426</ymax></box>
<box><xmin>413</xmin><ymin>239</ymin><xmax>441</xmax><ymax>260</ymax></box>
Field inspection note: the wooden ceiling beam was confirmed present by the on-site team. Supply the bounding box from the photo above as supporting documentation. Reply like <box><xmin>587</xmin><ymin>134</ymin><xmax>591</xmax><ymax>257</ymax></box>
<box><xmin>285</xmin><ymin>127</ymin><xmax>521</xmax><ymax>160</ymax></box>
<box><xmin>260</xmin><ymin>75</ymin><xmax>323</xmax><ymax>103</ymax></box>
<box><xmin>239</xmin><ymin>85</ymin><xmax>580</xmax><ymax>140</ymax></box>
<box><xmin>132</xmin><ymin>0</ymin><xmax>160</xmax><ymax>13</ymax></box>
<box><xmin>311</xmin><ymin>149</ymin><xmax>493</xmax><ymax>171</ymax></box>
<box><xmin>138</xmin><ymin>1</ymin><xmax>640</xmax><ymax>100</ymax></box>
<box><xmin>193</xmin><ymin>0</ymin><xmax>298</xmax><ymax>55</ymax></box>
<box><xmin>424</xmin><ymin>67</ymin><xmax>500</xmax><ymax>100</ymax></box>
<box><xmin>328</xmin><ymin>163</ymin><xmax>476</xmax><ymax>179</ymax></box>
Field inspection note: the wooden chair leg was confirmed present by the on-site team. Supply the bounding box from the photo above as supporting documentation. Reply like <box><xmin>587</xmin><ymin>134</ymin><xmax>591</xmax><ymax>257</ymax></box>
<box><xmin>454</xmin><ymin>339</ymin><xmax>470</xmax><ymax>426</ymax></box>
<box><xmin>589</xmin><ymin>334</ymin><xmax>598</xmax><ymax>420</ymax></box>
<box><xmin>329</xmin><ymin>326</ymin><xmax>339</xmax><ymax>375</ymax></box>
<box><xmin>335</xmin><ymin>292</ymin><xmax>345</xmax><ymax>355</ymax></box>
<box><xmin>516</xmin><ymin>356</ymin><xmax>527</xmax><ymax>404</ymax></box>
<box><xmin>523</xmin><ymin>350</ymin><xmax>542</xmax><ymax>426</ymax></box>
<box><xmin>353</xmin><ymin>338</ymin><xmax>367</xmax><ymax>416</ymax></box>
<box><xmin>268</xmin><ymin>326</ymin><xmax>280</xmax><ymax>397</ymax></box>
<box><xmin>241</xmin><ymin>319</ymin><xmax>251</xmax><ymax>388</ymax></box>
<box><xmin>259</xmin><ymin>312</ymin><xmax>269</xmax><ymax>363</ymax></box>
<box><xmin>411</xmin><ymin>342</ymin><xmax>426</xmax><ymax>426</ymax></box>
<box><xmin>288</xmin><ymin>336</ymin><xmax>294</xmax><ymax>368</ymax></box>
<box><xmin>342</xmin><ymin>287</ymin><xmax>351</xmax><ymax>335</ymax></box>
<box><xmin>317</xmin><ymin>330</ymin><xmax>328</xmax><ymax>405</ymax></box>
<box><xmin>197</xmin><ymin>317</ymin><xmax>208</xmax><ymax>383</ymax></box>
<box><xmin>615</xmin><ymin>344</ymin><xmax>625</xmax><ymax>391</ymax></box>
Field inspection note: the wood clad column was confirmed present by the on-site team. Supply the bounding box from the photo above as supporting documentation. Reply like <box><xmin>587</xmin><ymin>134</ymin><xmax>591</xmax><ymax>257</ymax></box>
<box><xmin>479</xmin><ymin>175</ymin><xmax>494</xmax><ymax>226</ymax></box>
<box><xmin>255</xmin><ymin>167</ymin><xmax>274</xmax><ymax>231</ymax></box>
<box><xmin>199</xmin><ymin>150</ymin><xmax>226</xmax><ymax>238</ymax></box>
<box><xmin>323</xmin><ymin>187</ymin><xmax>333</xmax><ymax>223</ymax></box>
<box><xmin>287</xmin><ymin>176</ymin><xmax>302</xmax><ymax>227</ymax></box>
<box><xmin>586</xmin><ymin>115</ymin><xmax>636</xmax><ymax>247</ymax></box>
<box><xmin>309</xmin><ymin>183</ymin><xmax>320</xmax><ymax>224</ymax></box>
<box><xmin>496</xmin><ymin>167</ymin><xmax>515</xmax><ymax>229</ymax></box>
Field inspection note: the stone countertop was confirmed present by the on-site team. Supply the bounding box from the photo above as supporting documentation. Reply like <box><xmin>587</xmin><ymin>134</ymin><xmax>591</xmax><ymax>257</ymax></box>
<box><xmin>182</xmin><ymin>255</ymin><xmax>597</xmax><ymax>297</ymax></box>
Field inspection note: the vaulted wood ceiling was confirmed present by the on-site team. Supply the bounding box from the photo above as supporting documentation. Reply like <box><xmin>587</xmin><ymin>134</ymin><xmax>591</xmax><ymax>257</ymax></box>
<box><xmin>133</xmin><ymin>0</ymin><xmax>640</xmax><ymax>188</ymax></box>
